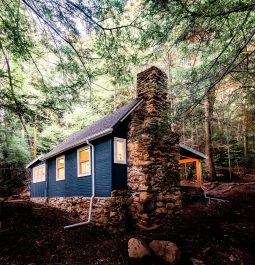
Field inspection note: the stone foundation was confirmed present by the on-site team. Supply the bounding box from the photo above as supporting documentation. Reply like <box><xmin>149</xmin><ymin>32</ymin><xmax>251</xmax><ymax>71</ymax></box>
<box><xmin>31</xmin><ymin>190</ymin><xmax>129</xmax><ymax>232</ymax></box>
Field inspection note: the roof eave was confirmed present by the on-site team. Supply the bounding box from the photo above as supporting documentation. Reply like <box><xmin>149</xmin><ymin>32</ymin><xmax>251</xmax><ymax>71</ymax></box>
<box><xmin>179</xmin><ymin>143</ymin><xmax>208</xmax><ymax>159</ymax></box>
<box><xmin>43</xmin><ymin>99</ymin><xmax>143</xmax><ymax>161</ymax></box>
<box><xmin>43</xmin><ymin>128</ymin><xmax>113</xmax><ymax>160</ymax></box>
<box><xmin>119</xmin><ymin>98</ymin><xmax>144</xmax><ymax>123</ymax></box>
<box><xmin>26</xmin><ymin>155</ymin><xmax>44</xmax><ymax>169</ymax></box>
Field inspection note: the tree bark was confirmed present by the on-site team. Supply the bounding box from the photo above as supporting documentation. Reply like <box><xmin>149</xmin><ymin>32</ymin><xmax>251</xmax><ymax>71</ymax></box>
<box><xmin>165</xmin><ymin>51</ymin><xmax>175</xmax><ymax>131</ymax></box>
<box><xmin>242</xmin><ymin>111</ymin><xmax>248</xmax><ymax>159</ymax></box>
<box><xmin>33</xmin><ymin>113</ymin><xmax>38</xmax><ymax>159</ymax></box>
<box><xmin>190</xmin><ymin>114</ymin><xmax>196</xmax><ymax>146</ymax></box>
<box><xmin>0</xmin><ymin>106</ymin><xmax>4</xmax><ymax>126</ymax></box>
<box><xmin>0</xmin><ymin>42</ymin><xmax>32</xmax><ymax>150</ymax></box>
<box><xmin>204</xmin><ymin>90</ymin><xmax>216</xmax><ymax>181</ymax></box>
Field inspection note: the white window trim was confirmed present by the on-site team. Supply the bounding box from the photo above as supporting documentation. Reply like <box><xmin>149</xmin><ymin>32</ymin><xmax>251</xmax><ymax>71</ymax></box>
<box><xmin>77</xmin><ymin>146</ymin><xmax>91</xmax><ymax>177</ymax></box>
<box><xmin>114</xmin><ymin>137</ymin><xmax>127</xmax><ymax>164</ymax></box>
<box><xmin>32</xmin><ymin>164</ymin><xmax>46</xmax><ymax>183</ymax></box>
<box><xmin>56</xmin><ymin>155</ymin><xmax>65</xmax><ymax>181</ymax></box>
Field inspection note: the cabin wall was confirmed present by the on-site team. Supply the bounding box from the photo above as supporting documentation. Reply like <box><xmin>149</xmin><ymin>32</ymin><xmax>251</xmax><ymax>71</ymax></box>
<box><xmin>31</xmin><ymin>136</ymin><xmax>112</xmax><ymax>198</ymax></box>
<box><xmin>94</xmin><ymin>137</ymin><xmax>112</xmax><ymax>196</ymax></box>
<box><xmin>47</xmin><ymin>148</ymin><xmax>93</xmax><ymax>197</ymax></box>
<box><xmin>30</xmin><ymin>161</ymin><xmax>46</xmax><ymax>198</ymax></box>
<box><xmin>112</xmin><ymin>119</ymin><xmax>129</xmax><ymax>190</ymax></box>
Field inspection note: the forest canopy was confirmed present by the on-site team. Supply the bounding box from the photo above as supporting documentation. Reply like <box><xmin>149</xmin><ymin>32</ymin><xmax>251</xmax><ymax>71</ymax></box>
<box><xmin>1</xmin><ymin>0</ymin><xmax>255</xmax><ymax>191</ymax></box>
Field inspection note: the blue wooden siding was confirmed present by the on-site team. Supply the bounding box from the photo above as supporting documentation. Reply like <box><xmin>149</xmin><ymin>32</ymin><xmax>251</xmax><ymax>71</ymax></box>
<box><xmin>31</xmin><ymin>182</ymin><xmax>46</xmax><ymax>197</ymax></box>
<box><xmin>30</xmin><ymin>161</ymin><xmax>46</xmax><ymax>198</ymax></box>
<box><xmin>112</xmin><ymin>118</ymin><xmax>129</xmax><ymax>190</ymax></box>
<box><xmin>30</xmin><ymin>123</ymin><xmax>129</xmax><ymax>198</ymax></box>
<box><xmin>47</xmin><ymin>149</ymin><xmax>93</xmax><ymax>197</ymax></box>
<box><xmin>94</xmin><ymin>138</ymin><xmax>112</xmax><ymax>196</ymax></box>
<box><xmin>30</xmin><ymin>136</ymin><xmax>113</xmax><ymax>198</ymax></box>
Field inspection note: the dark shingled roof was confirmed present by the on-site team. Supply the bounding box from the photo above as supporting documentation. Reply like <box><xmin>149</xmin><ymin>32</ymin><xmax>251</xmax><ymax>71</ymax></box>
<box><xmin>43</xmin><ymin>99</ymin><xmax>142</xmax><ymax>160</ymax></box>
<box><xmin>26</xmin><ymin>155</ymin><xmax>45</xmax><ymax>169</ymax></box>
<box><xmin>180</xmin><ymin>143</ymin><xmax>207</xmax><ymax>159</ymax></box>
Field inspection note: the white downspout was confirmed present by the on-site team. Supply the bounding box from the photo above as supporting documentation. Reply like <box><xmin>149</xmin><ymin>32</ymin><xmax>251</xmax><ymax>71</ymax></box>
<box><xmin>201</xmin><ymin>185</ymin><xmax>229</xmax><ymax>203</ymax></box>
<box><xmin>45</xmin><ymin>164</ymin><xmax>48</xmax><ymax>199</ymax></box>
<box><xmin>64</xmin><ymin>140</ymin><xmax>95</xmax><ymax>229</ymax></box>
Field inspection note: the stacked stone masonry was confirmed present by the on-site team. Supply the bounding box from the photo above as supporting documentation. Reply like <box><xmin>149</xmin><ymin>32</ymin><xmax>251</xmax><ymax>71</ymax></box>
<box><xmin>31</xmin><ymin>190</ymin><xmax>129</xmax><ymax>232</ymax></box>
<box><xmin>127</xmin><ymin>66</ymin><xmax>182</xmax><ymax>230</ymax></box>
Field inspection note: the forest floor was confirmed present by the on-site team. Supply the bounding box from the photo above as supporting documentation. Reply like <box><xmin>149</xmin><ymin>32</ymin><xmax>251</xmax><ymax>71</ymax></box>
<box><xmin>0</xmin><ymin>182</ymin><xmax>255</xmax><ymax>265</ymax></box>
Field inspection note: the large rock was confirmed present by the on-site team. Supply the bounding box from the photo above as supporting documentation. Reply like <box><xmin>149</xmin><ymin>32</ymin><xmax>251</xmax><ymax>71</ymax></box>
<box><xmin>190</xmin><ymin>258</ymin><xmax>205</xmax><ymax>265</ymax></box>
<box><xmin>128</xmin><ymin>238</ymin><xmax>150</xmax><ymax>259</ymax></box>
<box><xmin>149</xmin><ymin>240</ymin><xmax>181</xmax><ymax>264</ymax></box>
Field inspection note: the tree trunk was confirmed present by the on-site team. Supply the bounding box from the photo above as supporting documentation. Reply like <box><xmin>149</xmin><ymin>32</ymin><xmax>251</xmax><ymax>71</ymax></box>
<box><xmin>166</xmin><ymin>52</ymin><xmax>175</xmax><ymax>132</ymax></box>
<box><xmin>190</xmin><ymin>114</ymin><xmax>196</xmax><ymax>146</ymax></box>
<box><xmin>1</xmin><ymin>43</ymin><xmax>32</xmax><ymax>150</ymax></box>
<box><xmin>204</xmin><ymin>91</ymin><xmax>216</xmax><ymax>181</ymax></box>
<box><xmin>33</xmin><ymin>113</ymin><xmax>38</xmax><ymax>159</ymax></box>
<box><xmin>182</xmin><ymin>118</ymin><xmax>186</xmax><ymax>143</ymax></box>
<box><xmin>242</xmin><ymin>113</ymin><xmax>248</xmax><ymax>159</ymax></box>
<box><xmin>0</xmin><ymin>106</ymin><xmax>4</xmax><ymax>126</ymax></box>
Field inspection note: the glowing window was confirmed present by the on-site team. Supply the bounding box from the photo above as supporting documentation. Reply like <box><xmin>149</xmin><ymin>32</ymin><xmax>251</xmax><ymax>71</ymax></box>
<box><xmin>114</xmin><ymin>137</ymin><xmax>126</xmax><ymax>164</ymax></box>
<box><xmin>77</xmin><ymin>147</ymin><xmax>91</xmax><ymax>177</ymax></box>
<box><xmin>56</xmin><ymin>156</ymin><xmax>65</xmax><ymax>181</ymax></box>
<box><xmin>32</xmin><ymin>164</ymin><xmax>45</xmax><ymax>183</ymax></box>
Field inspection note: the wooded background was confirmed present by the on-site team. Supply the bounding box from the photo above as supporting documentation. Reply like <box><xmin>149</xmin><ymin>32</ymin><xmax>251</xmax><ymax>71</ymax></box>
<box><xmin>1</xmin><ymin>0</ymin><xmax>255</xmax><ymax>195</ymax></box>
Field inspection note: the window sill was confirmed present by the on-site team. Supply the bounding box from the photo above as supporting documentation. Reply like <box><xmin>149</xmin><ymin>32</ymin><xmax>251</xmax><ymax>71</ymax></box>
<box><xmin>56</xmin><ymin>178</ymin><xmax>65</xmax><ymax>181</ymax></box>
<box><xmin>32</xmin><ymin>180</ymin><xmax>46</xmax><ymax>183</ymax></box>
<box><xmin>114</xmin><ymin>160</ymin><xmax>126</xmax><ymax>164</ymax></box>
<box><xmin>78</xmin><ymin>173</ymin><xmax>91</xmax><ymax>177</ymax></box>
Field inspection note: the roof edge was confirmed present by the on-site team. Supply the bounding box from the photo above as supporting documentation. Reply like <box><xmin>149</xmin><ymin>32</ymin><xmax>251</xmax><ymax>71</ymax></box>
<box><xmin>119</xmin><ymin>98</ymin><xmax>144</xmax><ymax>122</ymax></box>
<box><xmin>43</xmin><ymin>99</ymin><xmax>143</xmax><ymax>161</ymax></box>
<box><xmin>26</xmin><ymin>155</ymin><xmax>44</xmax><ymax>169</ymax></box>
<box><xmin>43</xmin><ymin>128</ymin><xmax>113</xmax><ymax>160</ymax></box>
<box><xmin>179</xmin><ymin>143</ymin><xmax>208</xmax><ymax>159</ymax></box>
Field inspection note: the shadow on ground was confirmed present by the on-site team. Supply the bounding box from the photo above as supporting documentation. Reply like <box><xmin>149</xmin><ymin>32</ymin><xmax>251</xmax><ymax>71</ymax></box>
<box><xmin>0</xmin><ymin>183</ymin><xmax>255</xmax><ymax>265</ymax></box>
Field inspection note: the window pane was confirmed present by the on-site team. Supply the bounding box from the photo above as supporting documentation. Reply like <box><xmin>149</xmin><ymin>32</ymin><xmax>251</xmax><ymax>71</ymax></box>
<box><xmin>80</xmin><ymin>149</ymin><xmax>89</xmax><ymax>162</ymax></box>
<box><xmin>36</xmin><ymin>168</ymin><xmax>39</xmax><ymax>182</ymax></box>
<box><xmin>38</xmin><ymin>167</ymin><xmax>42</xmax><ymax>181</ymax></box>
<box><xmin>85</xmin><ymin>162</ymin><xmax>90</xmax><ymax>174</ymax></box>
<box><xmin>58</xmin><ymin>168</ymin><xmax>64</xmax><ymax>179</ymax></box>
<box><xmin>80</xmin><ymin>162</ymin><xmax>85</xmax><ymax>174</ymax></box>
<box><xmin>80</xmin><ymin>161</ymin><xmax>90</xmax><ymax>174</ymax></box>
<box><xmin>117</xmin><ymin>141</ymin><xmax>124</xmax><ymax>161</ymax></box>
<box><xmin>57</xmin><ymin>158</ymin><xmax>64</xmax><ymax>168</ymax></box>
<box><xmin>41</xmin><ymin>165</ymin><xmax>45</xmax><ymax>180</ymax></box>
<box><xmin>33</xmin><ymin>168</ymin><xmax>37</xmax><ymax>182</ymax></box>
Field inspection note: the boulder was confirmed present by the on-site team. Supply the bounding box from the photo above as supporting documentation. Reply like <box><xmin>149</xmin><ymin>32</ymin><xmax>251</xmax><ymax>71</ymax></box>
<box><xmin>229</xmin><ymin>255</ymin><xmax>236</xmax><ymax>262</ymax></box>
<box><xmin>149</xmin><ymin>240</ymin><xmax>181</xmax><ymax>264</ymax></box>
<box><xmin>190</xmin><ymin>258</ymin><xmax>205</xmax><ymax>265</ymax></box>
<box><xmin>128</xmin><ymin>238</ymin><xmax>150</xmax><ymax>259</ymax></box>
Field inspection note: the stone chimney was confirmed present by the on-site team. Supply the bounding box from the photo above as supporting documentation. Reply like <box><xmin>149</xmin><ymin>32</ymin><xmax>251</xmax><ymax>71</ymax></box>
<box><xmin>127</xmin><ymin>66</ymin><xmax>181</xmax><ymax>230</ymax></box>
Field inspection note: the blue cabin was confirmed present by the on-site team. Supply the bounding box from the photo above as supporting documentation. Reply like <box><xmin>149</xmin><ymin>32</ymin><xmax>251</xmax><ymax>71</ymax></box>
<box><xmin>27</xmin><ymin>99</ymin><xmax>144</xmax><ymax>198</ymax></box>
<box><xmin>26</xmin><ymin>66</ymin><xmax>209</xmax><ymax>231</ymax></box>
<box><xmin>27</xmin><ymin>66</ymin><xmax>207</xmax><ymax>200</ymax></box>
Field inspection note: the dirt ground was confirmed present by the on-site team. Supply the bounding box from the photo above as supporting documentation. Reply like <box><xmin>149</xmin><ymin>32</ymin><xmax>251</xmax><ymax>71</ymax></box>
<box><xmin>0</xmin><ymin>183</ymin><xmax>255</xmax><ymax>265</ymax></box>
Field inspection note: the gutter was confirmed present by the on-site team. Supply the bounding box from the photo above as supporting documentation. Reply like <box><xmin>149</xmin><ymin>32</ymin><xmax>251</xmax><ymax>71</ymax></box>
<box><xmin>43</xmin><ymin>128</ymin><xmax>112</xmax><ymax>161</ymax></box>
<box><xmin>180</xmin><ymin>143</ymin><xmax>208</xmax><ymax>159</ymax></box>
<box><xmin>64</xmin><ymin>139</ymin><xmax>95</xmax><ymax>229</ymax></box>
